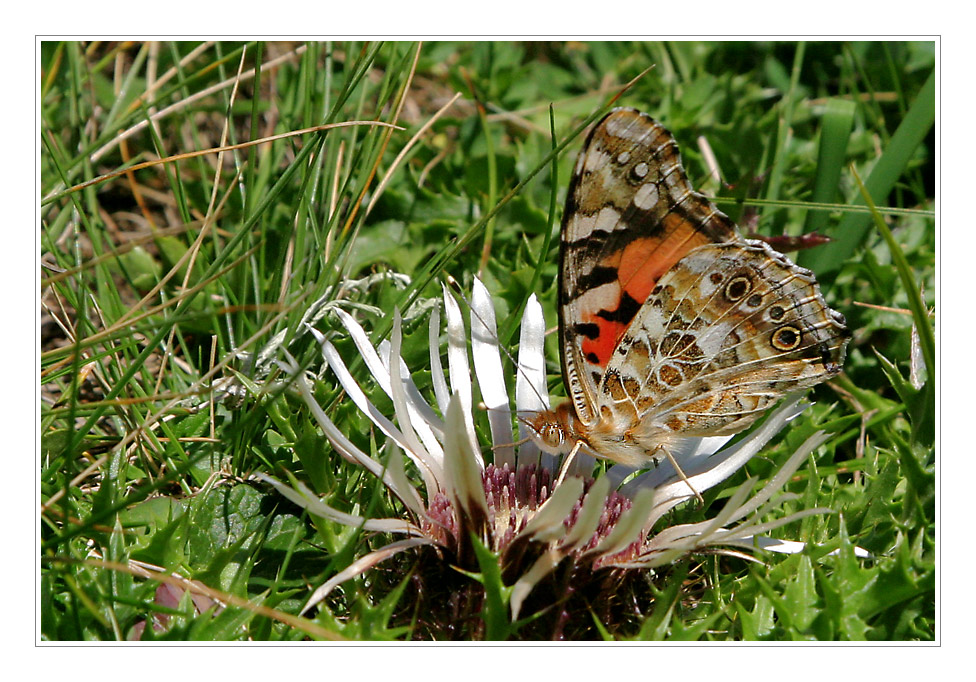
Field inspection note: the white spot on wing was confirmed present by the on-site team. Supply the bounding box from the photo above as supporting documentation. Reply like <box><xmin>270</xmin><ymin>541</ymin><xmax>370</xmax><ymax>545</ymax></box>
<box><xmin>570</xmin><ymin>206</ymin><xmax>621</xmax><ymax>240</ymax></box>
<box><xmin>569</xmin><ymin>211</ymin><xmax>598</xmax><ymax>239</ymax></box>
<box><xmin>633</xmin><ymin>182</ymin><xmax>659</xmax><ymax>210</ymax></box>
<box><xmin>695</xmin><ymin>321</ymin><xmax>733</xmax><ymax>357</ymax></box>
<box><xmin>698</xmin><ymin>271</ymin><xmax>721</xmax><ymax>296</ymax></box>
<box><xmin>676</xmin><ymin>246</ymin><xmax>714</xmax><ymax>275</ymax></box>
<box><xmin>640</xmin><ymin>310</ymin><xmax>666</xmax><ymax>338</ymax></box>
<box><xmin>594</xmin><ymin>205</ymin><xmax>621</xmax><ymax>233</ymax></box>
<box><xmin>576</xmin><ymin>281</ymin><xmax>621</xmax><ymax>313</ymax></box>
<box><xmin>583</xmin><ymin>149</ymin><xmax>611</xmax><ymax>173</ymax></box>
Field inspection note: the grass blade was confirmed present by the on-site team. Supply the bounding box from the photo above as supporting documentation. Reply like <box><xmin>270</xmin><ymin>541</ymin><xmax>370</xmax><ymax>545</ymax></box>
<box><xmin>801</xmin><ymin>68</ymin><xmax>934</xmax><ymax>273</ymax></box>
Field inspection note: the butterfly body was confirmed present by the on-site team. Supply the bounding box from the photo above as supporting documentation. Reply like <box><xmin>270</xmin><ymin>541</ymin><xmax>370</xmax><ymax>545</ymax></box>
<box><xmin>526</xmin><ymin>109</ymin><xmax>850</xmax><ymax>468</ymax></box>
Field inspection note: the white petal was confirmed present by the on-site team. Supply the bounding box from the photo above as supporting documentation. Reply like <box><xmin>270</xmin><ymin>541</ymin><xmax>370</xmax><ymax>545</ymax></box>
<box><xmin>283</xmin><ymin>352</ymin><xmax>424</xmax><ymax>512</ymax></box>
<box><xmin>375</xmin><ymin>336</ymin><xmax>447</xmax><ymax>467</ymax></box>
<box><xmin>377</xmin><ymin>338</ymin><xmax>445</xmax><ymax>434</ymax></box>
<box><xmin>515</xmin><ymin>294</ymin><xmax>556</xmax><ymax>470</ymax></box>
<box><xmin>331</xmin><ymin>309</ymin><xmax>392</xmax><ymax>391</ymax></box>
<box><xmin>443</xmin><ymin>284</ymin><xmax>473</xmax><ymax>410</ymax></box>
<box><xmin>723</xmin><ymin>430</ymin><xmax>831</xmax><ymax>525</ymax></box>
<box><xmin>332</xmin><ymin>309</ymin><xmax>441</xmax><ymax>431</ymax></box>
<box><xmin>380</xmin><ymin>441</ymin><xmax>427</xmax><ymax>518</ymax></box>
<box><xmin>389</xmin><ymin>310</ymin><xmax>446</xmax><ymax>487</ymax></box>
<box><xmin>301</xmin><ymin>537</ymin><xmax>434</xmax><ymax>615</ymax></box>
<box><xmin>332</xmin><ymin>310</ymin><xmax>445</xmax><ymax>475</ymax></box>
<box><xmin>516</xmin><ymin>476</ymin><xmax>584</xmax><ymax>543</ymax></box>
<box><xmin>744</xmin><ymin>536</ymin><xmax>809</xmax><ymax>554</ymax></box>
<box><xmin>257</xmin><ymin>472</ymin><xmax>422</xmax><ymax>536</ymax></box>
<box><xmin>442</xmin><ymin>284</ymin><xmax>483</xmax><ymax>467</ymax></box>
<box><xmin>607</xmin><ymin>435</ymin><xmax>732</xmax><ymax>487</ymax></box>
<box><xmin>741</xmin><ymin>535</ymin><xmax>872</xmax><ymax>559</ymax></box>
<box><xmin>428</xmin><ymin>305</ymin><xmax>450</xmax><ymax>414</ymax></box>
<box><xmin>319</xmin><ymin>338</ymin><xmax>440</xmax><ymax>495</ymax></box>
<box><xmin>650</xmin><ymin>476</ymin><xmax>759</xmax><ymax>551</ymax></box>
<box><xmin>471</xmin><ymin>278</ymin><xmax>515</xmax><ymax>469</ymax></box>
<box><xmin>515</xmin><ymin>293</ymin><xmax>549</xmax><ymax>414</ymax></box>
<box><xmin>563</xmin><ymin>452</ymin><xmax>596</xmax><ymax>479</ymax></box>
<box><xmin>717</xmin><ymin>507</ymin><xmax>831</xmax><ymax>546</ymax></box>
<box><xmin>561</xmin><ymin>474</ymin><xmax>610</xmax><ymax>552</ymax></box>
<box><xmin>442</xmin><ymin>392</ymin><xmax>490</xmax><ymax>524</ymax></box>
<box><xmin>510</xmin><ymin>548</ymin><xmax>562</xmax><ymax>621</ymax></box>
<box><xmin>587</xmin><ymin>487</ymin><xmax>656</xmax><ymax>558</ymax></box>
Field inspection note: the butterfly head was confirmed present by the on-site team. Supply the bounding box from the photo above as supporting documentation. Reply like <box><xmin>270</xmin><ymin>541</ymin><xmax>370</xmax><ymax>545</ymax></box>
<box><xmin>520</xmin><ymin>403</ymin><xmax>587</xmax><ymax>457</ymax></box>
<box><xmin>521</xmin><ymin>403</ymin><xmax>659</xmax><ymax>468</ymax></box>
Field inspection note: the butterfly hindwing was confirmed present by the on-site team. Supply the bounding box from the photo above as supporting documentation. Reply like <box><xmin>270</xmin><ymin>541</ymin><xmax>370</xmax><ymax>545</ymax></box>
<box><xmin>600</xmin><ymin>240</ymin><xmax>850</xmax><ymax>439</ymax></box>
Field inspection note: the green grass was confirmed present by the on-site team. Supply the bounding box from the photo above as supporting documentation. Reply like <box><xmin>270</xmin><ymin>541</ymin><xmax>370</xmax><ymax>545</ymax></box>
<box><xmin>40</xmin><ymin>40</ymin><xmax>935</xmax><ymax>641</ymax></box>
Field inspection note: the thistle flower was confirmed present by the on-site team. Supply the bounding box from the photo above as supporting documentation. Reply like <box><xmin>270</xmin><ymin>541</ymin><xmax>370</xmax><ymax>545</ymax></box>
<box><xmin>264</xmin><ymin>279</ymin><xmax>844</xmax><ymax>639</ymax></box>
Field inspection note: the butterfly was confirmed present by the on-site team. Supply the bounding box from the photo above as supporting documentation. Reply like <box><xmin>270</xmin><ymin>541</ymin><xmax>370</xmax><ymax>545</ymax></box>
<box><xmin>524</xmin><ymin>108</ymin><xmax>850</xmax><ymax>469</ymax></box>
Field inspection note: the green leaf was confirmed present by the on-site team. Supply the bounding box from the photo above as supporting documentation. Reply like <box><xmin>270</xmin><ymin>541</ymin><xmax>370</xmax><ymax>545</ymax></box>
<box><xmin>801</xmin><ymin>69</ymin><xmax>934</xmax><ymax>273</ymax></box>
<box><xmin>853</xmin><ymin>165</ymin><xmax>935</xmax><ymax>447</ymax></box>
<box><xmin>635</xmin><ymin>562</ymin><xmax>689</xmax><ymax>640</ymax></box>
<box><xmin>804</xmin><ymin>98</ymin><xmax>856</xmax><ymax>235</ymax></box>
<box><xmin>469</xmin><ymin>534</ymin><xmax>515</xmax><ymax>641</ymax></box>
<box><xmin>873</xmin><ymin>348</ymin><xmax>934</xmax><ymax>446</ymax></box>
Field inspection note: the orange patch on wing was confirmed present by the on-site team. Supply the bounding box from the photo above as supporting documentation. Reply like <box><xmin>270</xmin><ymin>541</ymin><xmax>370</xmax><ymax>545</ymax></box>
<box><xmin>583</xmin><ymin>214</ymin><xmax>717</xmax><ymax>370</ymax></box>
<box><xmin>618</xmin><ymin>214</ymin><xmax>713</xmax><ymax>304</ymax></box>
<box><xmin>616</xmin><ymin>237</ymin><xmax>661</xmax><ymax>305</ymax></box>
<box><xmin>581</xmin><ymin>316</ymin><xmax>627</xmax><ymax>369</ymax></box>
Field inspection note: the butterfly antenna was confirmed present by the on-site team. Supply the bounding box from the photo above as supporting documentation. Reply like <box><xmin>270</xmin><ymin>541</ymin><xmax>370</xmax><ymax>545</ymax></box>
<box><xmin>492</xmin><ymin>435</ymin><xmax>531</xmax><ymax>452</ymax></box>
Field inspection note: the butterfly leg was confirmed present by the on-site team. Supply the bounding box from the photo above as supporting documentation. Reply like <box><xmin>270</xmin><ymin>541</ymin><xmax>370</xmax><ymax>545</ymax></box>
<box><xmin>654</xmin><ymin>444</ymin><xmax>704</xmax><ymax>506</ymax></box>
<box><xmin>554</xmin><ymin>439</ymin><xmax>585</xmax><ymax>488</ymax></box>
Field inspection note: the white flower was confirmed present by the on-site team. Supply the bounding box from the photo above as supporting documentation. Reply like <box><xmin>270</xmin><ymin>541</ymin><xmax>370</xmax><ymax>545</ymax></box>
<box><xmin>263</xmin><ymin>278</ymin><xmax>853</xmax><ymax>637</ymax></box>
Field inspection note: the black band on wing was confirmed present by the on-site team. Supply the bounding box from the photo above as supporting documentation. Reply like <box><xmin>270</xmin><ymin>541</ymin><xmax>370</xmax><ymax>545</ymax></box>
<box><xmin>595</xmin><ymin>292</ymin><xmax>642</xmax><ymax>324</ymax></box>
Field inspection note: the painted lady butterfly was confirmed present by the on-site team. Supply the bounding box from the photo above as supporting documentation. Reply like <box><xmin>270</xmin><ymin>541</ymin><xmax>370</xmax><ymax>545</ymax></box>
<box><xmin>525</xmin><ymin>108</ymin><xmax>850</xmax><ymax>468</ymax></box>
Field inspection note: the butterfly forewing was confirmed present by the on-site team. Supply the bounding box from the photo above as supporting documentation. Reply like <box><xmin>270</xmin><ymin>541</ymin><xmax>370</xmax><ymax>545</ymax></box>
<box><xmin>559</xmin><ymin>108</ymin><xmax>738</xmax><ymax>425</ymax></box>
